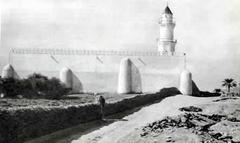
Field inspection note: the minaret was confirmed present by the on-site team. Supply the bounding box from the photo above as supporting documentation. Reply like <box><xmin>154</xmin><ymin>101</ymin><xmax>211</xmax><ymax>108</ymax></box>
<box><xmin>158</xmin><ymin>6</ymin><xmax>177</xmax><ymax>55</ymax></box>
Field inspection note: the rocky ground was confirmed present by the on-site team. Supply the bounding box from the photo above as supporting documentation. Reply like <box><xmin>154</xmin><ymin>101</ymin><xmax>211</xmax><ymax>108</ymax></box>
<box><xmin>120</xmin><ymin>97</ymin><xmax>240</xmax><ymax>143</ymax></box>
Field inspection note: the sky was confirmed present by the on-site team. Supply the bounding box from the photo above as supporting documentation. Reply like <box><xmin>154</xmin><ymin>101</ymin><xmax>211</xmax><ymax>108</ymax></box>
<box><xmin>1</xmin><ymin>0</ymin><xmax>240</xmax><ymax>91</ymax></box>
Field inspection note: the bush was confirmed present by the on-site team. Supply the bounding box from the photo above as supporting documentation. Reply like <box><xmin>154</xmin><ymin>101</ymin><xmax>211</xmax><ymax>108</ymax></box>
<box><xmin>213</xmin><ymin>88</ymin><xmax>221</xmax><ymax>93</ymax></box>
<box><xmin>0</xmin><ymin>78</ymin><xmax>22</xmax><ymax>97</ymax></box>
<box><xmin>39</xmin><ymin>77</ymin><xmax>71</xmax><ymax>99</ymax></box>
<box><xmin>199</xmin><ymin>91</ymin><xmax>221</xmax><ymax>97</ymax></box>
<box><xmin>0</xmin><ymin>73</ymin><xmax>70</xmax><ymax>99</ymax></box>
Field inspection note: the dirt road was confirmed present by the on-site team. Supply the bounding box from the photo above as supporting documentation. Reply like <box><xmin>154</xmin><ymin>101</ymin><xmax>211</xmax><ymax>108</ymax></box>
<box><xmin>72</xmin><ymin>95</ymin><xmax>217</xmax><ymax>143</ymax></box>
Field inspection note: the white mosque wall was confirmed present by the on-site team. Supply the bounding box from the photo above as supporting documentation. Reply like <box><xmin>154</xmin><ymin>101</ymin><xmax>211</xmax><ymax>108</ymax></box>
<box><xmin>10</xmin><ymin>53</ymin><xmax>185</xmax><ymax>93</ymax></box>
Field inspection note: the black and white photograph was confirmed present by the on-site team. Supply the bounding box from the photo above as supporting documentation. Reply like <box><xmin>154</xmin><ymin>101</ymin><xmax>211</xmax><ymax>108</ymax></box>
<box><xmin>0</xmin><ymin>0</ymin><xmax>240</xmax><ymax>142</ymax></box>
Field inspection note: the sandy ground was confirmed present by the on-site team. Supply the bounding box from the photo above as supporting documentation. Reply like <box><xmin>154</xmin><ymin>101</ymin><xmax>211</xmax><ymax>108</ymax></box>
<box><xmin>72</xmin><ymin>95</ymin><xmax>220</xmax><ymax>143</ymax></box>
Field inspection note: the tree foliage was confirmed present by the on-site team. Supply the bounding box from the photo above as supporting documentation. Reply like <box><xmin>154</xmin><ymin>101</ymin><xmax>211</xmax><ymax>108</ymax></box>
<box><xmin>0</xmin><ymin>73</ymin><xmax>70</xmax><ymax>99</ymax></box>
<box><xmin>222</xmin><ymin>78</ymin><xmax>237</xmax><ymax>93</ymax></box>
<box><xmin>213</xmin><ymin>88</ymin><xmax>221</xmax><ymax>93</ymax></box>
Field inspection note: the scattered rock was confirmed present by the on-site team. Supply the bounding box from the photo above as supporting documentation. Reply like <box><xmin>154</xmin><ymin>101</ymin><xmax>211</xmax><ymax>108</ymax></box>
<box><xmin>179</xmin><ymin>106</ymin><xmax>203</xmax><ymax>112</ymax></box>
<box><xmin>211</xmin><ymin>132</ymin><xmax>222</xmax><ymax>139</ymax></box>
<box><xmin>0</xmin><ymin>100</ymin><xmax>7</xmax><ymax>104</ymax></box>
<box><xmin>48</xmin><ymin>101</ymin><xmax>60</xmax><ymax>106</ymax></box>
<box><xmin>140</xmin><ymin>132</ymin><xmax>148</xmax><ymax>137</ymax></box>
<box><xmin>17</xmin><ymin>95</ymin><xmax>23</xmax><ymax>99</ymax></box>
<box><xmin>213</xmin><ymin>97</ymin><xmax>237</xmax><ymax>102</ymax></box>
<box><xmin>218</xmin><ymin>135</ymin><xmax>232</xmax><ymax>140</ymax></box>
<box><xmin>166</xmin><ymin>136</ymin><xmax>172</xmax><ymax>142</ymax></box>
<box><xmin>166</xmin><ymin>138</ymin><xmax>172</xmax><ymax>142</ymax></box>
<box><xmin>199</xmin><ymin>114</ymin><xmax>226</xmax><ymax>122</ymax></box>
<box><xmin>0</xmin><ymin>93</ymin><xmax>5</xmax><ymax>98</ymax></box>
<box><xmin>227</xmin><ymin>117</ymin><xmax>240</xmax><ymax>122</ymax></box>
<box><xmin>140</xmin><ymin>111</ymin><xmax>239</xmax><ymax>143</ymax></box>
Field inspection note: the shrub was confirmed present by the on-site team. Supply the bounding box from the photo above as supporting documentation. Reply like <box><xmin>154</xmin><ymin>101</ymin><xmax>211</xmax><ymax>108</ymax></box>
<box><xmin>199</xmin><ymin>91</ymin><xmax>220</xmax><ymax>97</ymax></box>
<box><xmin>0</xmin><ymin>73</ymin><xmax>70</xmax><ymax>99</ymax></box>
<box><xmin>0</xmin><ymin>78</ymin><xmax>22</xmax><ymax>97</ymax></box>
<box><xmin>39</xmin><ymin>77</ymin><xmax>71</xmax><ymax>99</ymax></box>
<box><xmin>213</xmin><ymin>88</ymin><xmax>221</xmax><ymax>93</ymax></box>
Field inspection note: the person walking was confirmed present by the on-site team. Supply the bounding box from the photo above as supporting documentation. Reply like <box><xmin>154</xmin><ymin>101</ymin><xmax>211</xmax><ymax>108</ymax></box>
<box><xmin>98</xmin><ymin>95</ymin><xmax>105</xmax><ymax>120</ymax></box>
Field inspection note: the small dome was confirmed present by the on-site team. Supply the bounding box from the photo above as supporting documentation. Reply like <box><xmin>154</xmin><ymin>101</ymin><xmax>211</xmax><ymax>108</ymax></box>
<box><xmin>121</xmin><ymin>58</ymin><xmax>131</xmax><ymax>64</ymax></box>
<box><xmin>164</xmin><ymin>6</ymin><xmax>173</xmax><ymax>15</ymax></box>
<box><xmin>181</xmin><ymin>69</ymin><xmax>191</xmax><ymax>75</ymax></box>
<box><xmin>3</xmin><ymin>64</ymin><xmax>14</xmax><ymax>71</ymax></box>
<box><xmin>2</xmin><ymin>64</ymin><xmax>14</xmax><ymax>78</ymax></box>
<box><xmin>61</xmin><ymin>67</ymin><xmax>72</xmax><ymax>73</ymax></box>
<box><xmin>60</xmin><ymin>67</ymin><xmax>73</xmax><ymax>88</ymax></box>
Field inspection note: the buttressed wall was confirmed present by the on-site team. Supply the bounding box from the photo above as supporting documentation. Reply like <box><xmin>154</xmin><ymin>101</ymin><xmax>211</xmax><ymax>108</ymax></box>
<box><xmin>3</xmin><ymin>6</ymin><xmax>186</xmax><ymax>93</ymax></box>
<box><xmin>9</xmin><ymin>49</ymin><xmax>185</xmax><ymax>93</ymax></box>
<box><xmin>117</xmin><ymin>58</ymin><xmax>142</xmax><ymax>94</ymax></box>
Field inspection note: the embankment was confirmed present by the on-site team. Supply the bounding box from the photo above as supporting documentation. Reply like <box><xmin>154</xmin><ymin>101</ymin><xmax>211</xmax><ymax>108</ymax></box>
<box><xmin>0</xmin><ymin>87</ymin><xmax>180</xmax><ymax>143</ymax></box>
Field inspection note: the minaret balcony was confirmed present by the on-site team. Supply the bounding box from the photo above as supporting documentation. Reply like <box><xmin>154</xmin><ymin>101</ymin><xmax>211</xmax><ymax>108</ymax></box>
<box><xmin>159</xmin><ymin>20</ymin><xmax>175</xmax><ymax>25</ymax></box>
<box><xmin>159</xmin><ymin>18</ymin><xmax>175</xmax><ymax>24</ymax></box>
<box><xmin>159</xmin><ymin>39</ymin><xmax>177</xmax><ymax>43</ymax></box>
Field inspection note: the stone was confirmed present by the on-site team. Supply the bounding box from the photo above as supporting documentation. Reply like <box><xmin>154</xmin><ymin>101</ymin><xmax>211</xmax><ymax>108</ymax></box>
<box><xmin>179</xmin><ymin>106</ymin><xmax>202</xmax><ymax>112</ymax></box>
<box><xmin>166</xmin><ymin>136</ymin><xmax>172</xmax><ymax>142</ymax></box>
<box><xmin>16</xmin><ymin>95</ymin><xmax>23</xmax><ymax>99</ymax></box>
<box><xmin>0</xmin><ymin>93</ymin><xmax>5</xmax><ymax>98</ymax></box>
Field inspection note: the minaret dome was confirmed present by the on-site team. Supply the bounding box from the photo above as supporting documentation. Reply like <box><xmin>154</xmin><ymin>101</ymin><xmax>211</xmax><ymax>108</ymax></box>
<box><xmin>164</xmin><ymin>6</ymin><xmax>173</xmax><ymax>15</ymax></box>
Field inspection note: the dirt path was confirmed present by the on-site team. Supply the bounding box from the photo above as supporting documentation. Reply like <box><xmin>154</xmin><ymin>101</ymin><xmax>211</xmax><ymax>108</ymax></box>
<box><xmin>72</xmin><ymin>95</ymin><xmax>217</xmax><ymax>143</ymax></box>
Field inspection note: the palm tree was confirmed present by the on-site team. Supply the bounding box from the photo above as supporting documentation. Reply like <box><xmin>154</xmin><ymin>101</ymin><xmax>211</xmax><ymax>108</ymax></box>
<box><xmin>222</xmin><ymin>78</ymin><xmax>237</xmax><ymax>93</ymax></box>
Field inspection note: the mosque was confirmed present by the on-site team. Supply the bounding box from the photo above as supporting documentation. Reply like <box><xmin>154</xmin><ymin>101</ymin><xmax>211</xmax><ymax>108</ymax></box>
<box><xmin>1</xmin><ymin>6</ymin><xmax>193</xmax><ymax>95</ymax></box>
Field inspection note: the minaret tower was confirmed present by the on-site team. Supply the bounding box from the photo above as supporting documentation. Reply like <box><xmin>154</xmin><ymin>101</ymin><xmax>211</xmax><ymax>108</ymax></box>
<box><xmin>158</xmin><ymin>6</ymin><xmax>177</xmax><ymax>55</ymax></box>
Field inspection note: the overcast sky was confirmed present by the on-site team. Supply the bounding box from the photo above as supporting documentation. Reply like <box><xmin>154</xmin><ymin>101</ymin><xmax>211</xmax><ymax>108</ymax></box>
<box><xmin>1</xmin><ymin>0</ymin><xmax>240</xmax><ymax>90</ymax></box>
